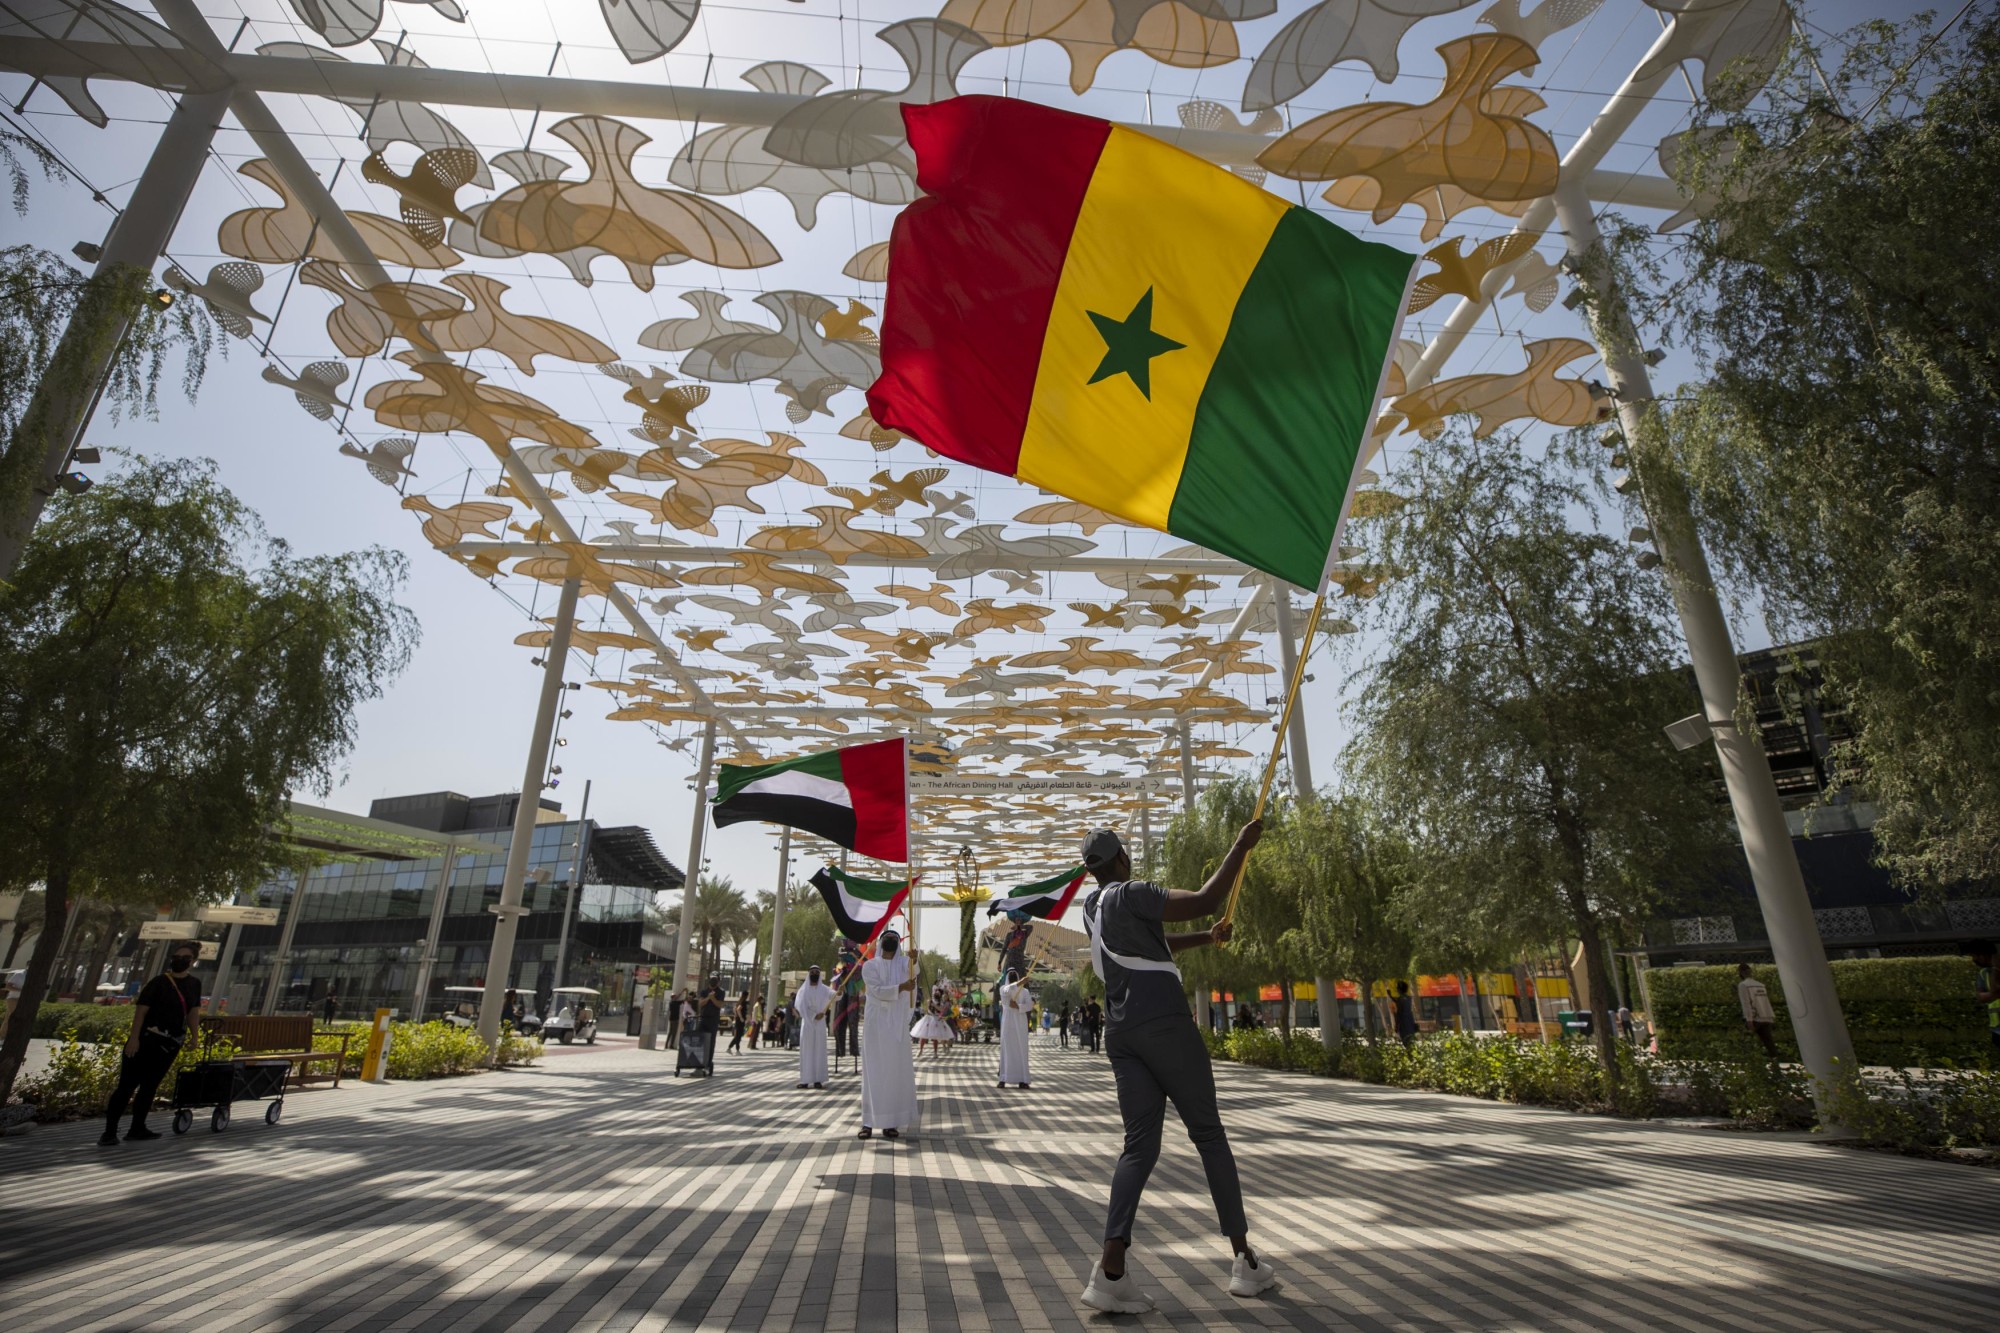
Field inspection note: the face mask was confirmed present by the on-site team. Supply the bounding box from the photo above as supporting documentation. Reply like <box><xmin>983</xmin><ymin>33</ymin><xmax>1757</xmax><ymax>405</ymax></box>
<box><xmin>170</xmin><ymin>957</ymin><xmax>194</xmax><ymax>973</ymax></box>
<box><xmin>881</xmin><ymin>941</ymin><xmax>899</xmax><ymax>958</ymax></box>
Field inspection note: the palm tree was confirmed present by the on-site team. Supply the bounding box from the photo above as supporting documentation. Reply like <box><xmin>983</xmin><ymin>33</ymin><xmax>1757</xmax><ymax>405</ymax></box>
<box><xmin>689</xmin><ymin>876</ymin><xmax>751</xmax><ymax>984</ymax></box>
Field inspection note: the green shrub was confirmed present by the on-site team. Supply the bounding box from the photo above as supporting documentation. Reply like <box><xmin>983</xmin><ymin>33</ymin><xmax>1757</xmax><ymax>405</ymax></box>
<box><xmin>17</xmin><ymin>1029</ymin><xmax>240</xmax><ymax>1122</ymax></box>
<box><xmin>384</xmin><ymin>1021</ymin><xmax>489</xmax><ymax>1078</ymax></box>
<box><xmin>30</xmin><ymin>1002</ymin><xmax>135</xmax><ymax>1044</ymax></box>
<box><xmin>16</xmin><ymin>1029</ymin><xmax>121</xmax><ymax>1120</ymax></box>
<box><xmin>1649</xmin><ymin>956</ymin><xmax>1988</xmax><ymax>1066</ymax></box>
<box><xmin>495</xmin><ymin>1025</ymin><xmax>544</xmax><ymax>1068</ymax></box>
<box><xmin>1826</xmin><ymin>1065</ymin><xmax>2000</xmax><ymax>1150</ymax></box>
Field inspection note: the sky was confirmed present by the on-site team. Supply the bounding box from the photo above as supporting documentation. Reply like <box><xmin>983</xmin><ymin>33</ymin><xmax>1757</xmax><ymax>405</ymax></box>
<box><xmin>2</xmin><ymin>0</ymin><xmax>1921</xmax><ymax>950</ymax></box>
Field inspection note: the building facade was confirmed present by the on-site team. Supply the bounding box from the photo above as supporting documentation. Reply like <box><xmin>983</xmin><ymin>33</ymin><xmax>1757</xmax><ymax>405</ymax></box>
<box><xmin>231</xmin><ymin>790</ymin><xmax>681</xmax><ymax>1019</ymax></box>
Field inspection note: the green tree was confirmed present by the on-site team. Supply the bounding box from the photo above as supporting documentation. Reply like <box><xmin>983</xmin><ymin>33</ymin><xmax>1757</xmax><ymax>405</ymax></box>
<box><xmin>1341</xmin><ymin>429</ymin><xmax>1728</xmax><ymax>1084</ymax></box>
<box><xmin>759</xmin><ymin>888</ymin><xmax>840</xmax><ymax>976</ymax></box>
<box><xmin>1660</xmin><ymin>11</ymin><xmax>2000</xmax><ymax>886</ymax></box>
<box><xmin>0</xmin><ymin>456</ymin><xmax>416</xmax><ymax>1104</ymax></box>
<box><xmin>1156</xmin><ymin>779</ymin><xmax>1274</xmax><ymax>1018</ymax></box>
<box><xmin>1270</xmin><ymin>796</ymin><xmax>1413</xmax><ymax>1042</ymax></box>
<box><xmin>1</xmin><ymin>245</ymin><xmax>217</xmax><ymax>579</ymax></box>
<box><xmin>688</xmin><ymin>875</ymin><xmax>750</xmax><ymax>981</ymax></box>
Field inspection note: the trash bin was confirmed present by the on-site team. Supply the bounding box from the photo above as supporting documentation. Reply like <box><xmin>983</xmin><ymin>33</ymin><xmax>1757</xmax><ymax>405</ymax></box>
<box><xmin>1556</xmin><ymin>1009</ymin><xmax>1593</xmax><ymax>1037</ymax></box>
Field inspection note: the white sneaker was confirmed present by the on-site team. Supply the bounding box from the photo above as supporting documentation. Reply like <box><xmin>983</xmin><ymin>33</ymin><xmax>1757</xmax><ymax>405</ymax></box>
<box><xmin>1081</xmin><ymin>1262</ymin><xmax>1156</xmax><ymax>1314</ymax></box>
<box><xmin>1229</xmin><ymin>1253</ymin><xmax>1278</xmax><ymax>1297</ymax></box>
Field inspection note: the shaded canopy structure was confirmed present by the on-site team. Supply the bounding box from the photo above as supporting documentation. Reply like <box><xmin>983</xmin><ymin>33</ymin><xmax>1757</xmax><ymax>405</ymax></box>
<box><xmin>0</xmin><ymin>0</ymin><xmax>1789</xmax><ymax>886</ymax></box>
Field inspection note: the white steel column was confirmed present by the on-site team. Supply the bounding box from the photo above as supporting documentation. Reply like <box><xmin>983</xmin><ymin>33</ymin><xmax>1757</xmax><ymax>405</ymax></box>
<box><xmin>764</xmin><ymin>826</ymin><xmax>792</xmax><ymax>1017</ymax></box>
<box><xmin>1178</xmin><ymin>721</ymin><xmax>1197</xmax><ymax>814</ymax></box>
<box><xmin>1269</xmin><ymin>580</ymin><xmax>1316</xmax><ymax>799</ymax></box>
<box><xmin>477</xmin><ymin>576</ymin><xmax>580</xmax><ymax>1054</ymax></box>
<box><xmin>411</xmin><ymin>838</ymin><xmax>460</xmax><ymax>1021</ymax></box>
<box><xmin>261</xmin><ymin>863</ymin><xmax>315</xmax><ymax>1015</ymax></box>
<box><xmin>0</xmin><ymin>87</ymin><xmax>230</xmax><ymax>579</ymax></box>
<box><xmin>671</xmin><ymin>721</ymin><xmax>719</xmax><ymax>994</ymax></box>
<box><xmin>1552</xmin><ymin>186</ymin><xmax>1854</xmax><ymax>1108</ymax></box>
<box><xmin>553</xmin><ymin>780</ymin><xmax>592</xmax><ymax>991</ymax></box>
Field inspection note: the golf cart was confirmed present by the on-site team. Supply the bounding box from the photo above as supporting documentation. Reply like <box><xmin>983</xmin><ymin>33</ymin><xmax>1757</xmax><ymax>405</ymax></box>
<box><xmin>542</xmin><ymin>987</ymin><xmax>601</xmax><ymax>1045</ymax></box>
<box><xmin>441</xmin><ymin>985</ymin><xmax>485</xmax><ymax>1028</ymax></box>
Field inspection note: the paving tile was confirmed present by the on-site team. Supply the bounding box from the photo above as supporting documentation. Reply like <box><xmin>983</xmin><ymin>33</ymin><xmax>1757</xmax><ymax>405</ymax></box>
<box><xmin>3</xmin><ymin>1036</ymin><xmax>1998</xmax><ymax>1331</ymax></box>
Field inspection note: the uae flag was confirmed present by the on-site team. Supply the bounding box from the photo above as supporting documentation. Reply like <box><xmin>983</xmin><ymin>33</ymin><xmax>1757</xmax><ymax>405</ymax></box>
<box><xmin>986</xmin><ymin>865</ymin><xmax>1088</xmax><ymax>921</ymax></box>
<box><xmin>811</xmin><ymin>865</ymin><xmax>913</xmax><ymax>943</ymax></box>
<box><xmin>710</xmin><ymin>737</ymin><xmax>908</xmax><ymax>861</ymax></box>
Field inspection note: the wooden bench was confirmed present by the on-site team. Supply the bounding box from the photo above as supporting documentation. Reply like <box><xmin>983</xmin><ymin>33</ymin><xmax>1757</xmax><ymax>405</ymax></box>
<box><xmin>204</xmin><ymin>1015</ymin><xmax>351</xmax><ymax>1089</ymax></box>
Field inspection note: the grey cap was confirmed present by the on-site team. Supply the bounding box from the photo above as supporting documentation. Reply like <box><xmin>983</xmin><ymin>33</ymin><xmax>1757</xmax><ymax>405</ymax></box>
<box><xmin>1081</xmin><ymin>827</ymin><xmax>1125</xmax><ymax>869</ymax></box>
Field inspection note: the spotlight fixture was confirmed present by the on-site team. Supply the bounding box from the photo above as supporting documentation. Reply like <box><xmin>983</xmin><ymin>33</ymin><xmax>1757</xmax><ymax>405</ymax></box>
<box><xmin>1609</xmin><ymin>451</ymin><xmax>1629</xmax><ymax>469</ymax></box>
<box><xmin>1628</xmin><ymin>526</ymin><xmax>1653</xmax><ymax>545</ymax></box>
<box><xmin>71</xmin><ymin>446</ymin><xmax>100</xmax><ymax>464</ymax></box>
<box><xmin>1635</xmin><ymin>550</ymin><xmax>1663</xmax><ymax>571</ymax></box>
<box><xmin>530</xmin><ymin>656</ymin><xmax>545</xmax><ymax>666</ymax></box>
<box><xmin>550</xmin><ymin>766</ymin><xmax>563</xmax><ymax>776</ymax></box>
<box><xmin>555</xmin><ymin>737</ymin><xmax>568</xmax><ymax>747</ymax></box>
<box><xmin>1613</xmin><ymin>473</ymin><xmax>1639</xmax><ymax>495</ymax></box>
<box><xmin>566</xmin><ymin>681</ymin><xmax>582</xmax><ymax>690</ymax></box>
<box><xmin>147</xmin><ymin>288</ymin><xmax>174</xmax><ymax>309</ymax></box>
<box><xmin>1643</xmin><ymin>348</ymin><xmax>1668</xmax><ymax>367</ymax></box>
<box><xmin>55</xmin><ymin>471</ymin><xmax>93</xmax><ymax>495</ymax></box>
<box><xmin>71</xmin><ymin>241</ymin><xmax>102</xmax><ymax>263</ymax></box>
<box><xmin>1561</xmin><ymin>287</ymin><xmax>1588</xmax><ymax>311</ymax></box>
<box><xmin>1599</xmin><ymin>428</ymin><xmax>1624</xmax><ymax>450</ymax></box>
<box><xmin>560</xmin><ymin>709</ymin><xmax>573</xmax><ymax>719</ymax></box>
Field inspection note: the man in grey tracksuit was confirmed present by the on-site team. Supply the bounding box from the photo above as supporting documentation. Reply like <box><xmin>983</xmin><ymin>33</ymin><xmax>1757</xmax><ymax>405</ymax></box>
<box><xmin>1076</xmin><ymin>821</ymin><xmax>1277</xmax><ymax>1314</ymax></box>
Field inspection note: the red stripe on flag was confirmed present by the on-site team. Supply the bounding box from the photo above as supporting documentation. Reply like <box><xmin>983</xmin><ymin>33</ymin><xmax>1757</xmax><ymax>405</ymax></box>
<box><xmin>1044</xmin><ymin>869</ymin><xmax>1087</xmax><ymax>921</ymax></box>
<box><xmin>864</xmin><ymin>888</ymin><xmax>912</xmax><ymax>944</ymax></box>
<box><xmin>839</xmin><ymin>736</ymin><xmax>909</xmax><ymax>862</ymax></box>
<box><xmin>868</xmin><ymin>96</ymin><xmax>1109</xmax><ymax>475</ymax></box>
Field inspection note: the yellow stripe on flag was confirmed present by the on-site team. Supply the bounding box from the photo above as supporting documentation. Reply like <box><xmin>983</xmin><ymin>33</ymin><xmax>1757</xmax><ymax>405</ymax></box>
<box><xmin>1016</xmin><ymin>127</ymin><xmax>1288</xmax><ymax>530</ymax></box>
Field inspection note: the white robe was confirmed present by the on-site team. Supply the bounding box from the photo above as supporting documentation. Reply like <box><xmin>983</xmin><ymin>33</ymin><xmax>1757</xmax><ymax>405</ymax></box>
<box><xmin>794</xmin><ymin>980</ymin><xmax>834</xmax><ymax>1085</ymax></box>
<box><xmin>998</xmin><ymin>980</ymin><xmax>1031</xmax><ymax>1085</ymax></box>
<box><xmin>859</xmin><ymin>953</ymin><xmax>918</xmax><ymax>1130</ymax></box>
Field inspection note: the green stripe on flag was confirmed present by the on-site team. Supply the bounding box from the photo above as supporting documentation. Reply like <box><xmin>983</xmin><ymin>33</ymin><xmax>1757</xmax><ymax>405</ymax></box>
<box><xmin>1002</xmin><ymin>866</ymin><xmax>1087</xmax><ymax>898</ymax></box>
<box><xmin>713</xmin><ymin>747</ymin><xmax>844</xmax><ymax>805</ymax></box>
<box><xmin>1173</xmin><ymin>208</ymin><xmax>1414</xmax><ymax>589</ymax></box>
<box><xmin>820</xmin><ymin>864</ymin><xmax>907</xmax><ymax>902</ymax></box>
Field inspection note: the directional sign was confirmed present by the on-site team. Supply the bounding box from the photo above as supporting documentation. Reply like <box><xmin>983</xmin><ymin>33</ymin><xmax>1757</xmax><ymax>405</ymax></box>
<box><xmin>200</xmin><ymin>905</ymin><xmax>280</xmax><ymax>926</ymax></box>
<box><xmin>138</xmin><ymin>920</ymin><xmax>198</xmax><ymax>940</ymax></box>
<box><xmin>199</xmin><ymin>941</ymin><xmax>221</xmax><ymax>961</ymax></box>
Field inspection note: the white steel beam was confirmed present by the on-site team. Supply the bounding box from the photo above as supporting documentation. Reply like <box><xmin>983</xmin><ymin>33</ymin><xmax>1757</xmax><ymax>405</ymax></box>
<box><xmin>0</xmin><ymin>35</ymin><xmax>1688</xmax><ymax>206</ymax></box>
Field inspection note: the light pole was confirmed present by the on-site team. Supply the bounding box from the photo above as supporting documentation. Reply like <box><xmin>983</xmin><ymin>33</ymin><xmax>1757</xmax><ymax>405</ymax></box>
<box><xmin>1552</xmin><ymin>184</ymin><xmax>1855</xmax><ymax>1114</ymax></box>
<box><xmin>477</xmin><ymin>576</ymin><xmax>581</xmax><ymax>1055</ymax></box>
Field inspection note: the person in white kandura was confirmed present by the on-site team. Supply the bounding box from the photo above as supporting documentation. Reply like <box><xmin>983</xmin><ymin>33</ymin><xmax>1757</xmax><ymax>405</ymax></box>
<box><xmin>858</xmin><ymin>929</ymin><xmax>919</xmax><ymax>1139</ymax></box>
<box><xmin>794</xmin><ymin>964</ymin><xmax>835</xmax><ymax>1089</ymax></box>
<box><xmin>997</xmin><ymin>967</ymin><xmax>1031</xmax><ymax>1089</ymax></box>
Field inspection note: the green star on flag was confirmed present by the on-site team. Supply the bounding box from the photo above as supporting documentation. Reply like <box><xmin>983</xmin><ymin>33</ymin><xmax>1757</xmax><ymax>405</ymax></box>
<box><xmin>1086</xmin><ymin>287</ymin><xmax>1184</xmax><ymax>399</ymax></box>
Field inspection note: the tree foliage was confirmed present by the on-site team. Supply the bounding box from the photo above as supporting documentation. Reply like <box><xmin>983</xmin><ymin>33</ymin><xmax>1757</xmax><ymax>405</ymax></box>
<box><xmin>0</xmin><ymin>455</ymin><xmax>417</xmax><ymax>1104</ymax></box>
<box><xmin>1338</xmin><ymin>429</ymin><xmax>1729</xmax><ymax>1080</ymax></box>
<box><xmin>1660</xmin><ymin>9</ymin><xmax>2000</xmax><ymax>886</ymax></box>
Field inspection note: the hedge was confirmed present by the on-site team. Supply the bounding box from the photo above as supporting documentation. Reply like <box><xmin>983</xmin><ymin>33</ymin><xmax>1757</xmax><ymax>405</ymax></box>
<box><xmin>1648</xmin><ymin>956</ymin><xmax>1988</xmax><ymax>1066</ymax></box>
<box><xmin>29</xmin><ymin>1002</ymin><xmax>136</xmax><ymax>1044</ymax></box>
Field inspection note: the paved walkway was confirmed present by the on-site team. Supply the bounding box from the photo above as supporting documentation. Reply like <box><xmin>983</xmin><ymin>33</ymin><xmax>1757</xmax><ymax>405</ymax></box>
<box><xmin>2</xmin><ymin>1032</ymin><xmax>1997</xmax><ymax>1331</ymax></box>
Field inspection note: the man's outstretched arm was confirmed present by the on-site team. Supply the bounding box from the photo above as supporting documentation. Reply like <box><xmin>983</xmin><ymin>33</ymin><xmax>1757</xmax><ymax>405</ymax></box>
<box><xmin>1161</xmin><ymin>820</ymin><xmax>1263</xmax><ymax>923</ymax></box>
<box><xmin>1167</xmin><ymin>920</ymin><xmax>1234</xmax><ymax>954</ymax></box>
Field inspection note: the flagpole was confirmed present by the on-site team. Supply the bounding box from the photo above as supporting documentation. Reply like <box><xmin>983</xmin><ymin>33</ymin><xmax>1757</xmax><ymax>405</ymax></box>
<box><xmin>1217</xmin><ymin>589</ymin><xmax>1327</xmax><ymax>929</ymax></box>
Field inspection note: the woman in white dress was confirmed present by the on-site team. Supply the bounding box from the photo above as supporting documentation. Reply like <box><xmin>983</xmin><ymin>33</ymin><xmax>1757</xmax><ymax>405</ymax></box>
<box><xmin>911</xmin><ymin>976</ymin><xmax>956</xmax><ymax>1059</ymax></box>
<box><xmin>997</xmin><ymin>967</ymin><xmax>1031</xmax><ymax>1088</ymax></box>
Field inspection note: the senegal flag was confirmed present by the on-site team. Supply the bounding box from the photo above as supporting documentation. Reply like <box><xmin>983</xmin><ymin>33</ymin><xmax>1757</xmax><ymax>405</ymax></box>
<box><xmin>868</xmin><ymin>96</ymin><xmax>1417</xmax><ymax>590</ymax></box>
<box><xmin>711</xmin><ymin>737</ymin><xmax>907</xmax><ymax>861</ymax></box>
<box><xmin>986</xmin><ymin>865</ymin><xmax>1088</xmax><ymax>921</ymax></box>
<box><xmin>810</xmin><ymin>865</ymin><xmax>913</xmax><ymax>943</ymax></box>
